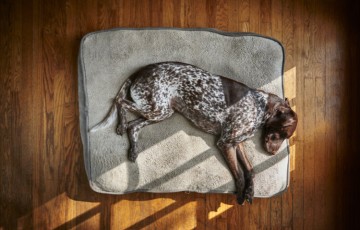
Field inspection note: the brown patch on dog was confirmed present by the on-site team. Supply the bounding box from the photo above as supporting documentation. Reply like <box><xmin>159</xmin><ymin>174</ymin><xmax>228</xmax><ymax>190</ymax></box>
<box><xmin>263</xmin><ymin>96</ymin><xmax>298</xmax><ymax>154</ymax></box>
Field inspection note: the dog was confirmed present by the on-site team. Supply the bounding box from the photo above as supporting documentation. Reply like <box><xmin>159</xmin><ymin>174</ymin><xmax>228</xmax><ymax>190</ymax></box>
<box><xmin>90</xmin><ymin>62</ymin><xmax>298</xmax><ymax>204</ymax></box>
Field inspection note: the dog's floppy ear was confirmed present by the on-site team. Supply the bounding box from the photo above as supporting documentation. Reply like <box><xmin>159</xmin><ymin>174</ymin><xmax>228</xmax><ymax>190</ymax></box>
<box><xmin>272</xmin><ymin>98</ymin><xmax>292</xmax><ymax>116</ymax></box>
<box><xmin>267</xmin><ymin>94</ymin><xmax>287</xmax><ymax>115</ymax></box>
<box><xmin>285</xmin><ymin>98</ymin><xmax>290</xmax><ymax>107</ymax></box>
<box><xmin>283</xmin><ymin>111</ymin><xmax>298</xmax><ymax>137</ymax></box>
<box><xmin>283</xmin><ymin>117</ymin><xmax>297</xmax><ymax>127</ymax></box>
<box><xmin>267</xmin><ymin>100</ymin><xmax>281</xmax><ymax>115</ymax></box>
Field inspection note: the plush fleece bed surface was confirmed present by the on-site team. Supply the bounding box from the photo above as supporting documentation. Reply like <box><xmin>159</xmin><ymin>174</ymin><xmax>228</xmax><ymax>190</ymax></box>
<box><xmin>78</xmin><ymin>28</ymin><xmax>289</xmax><ymax>197</ymax></box>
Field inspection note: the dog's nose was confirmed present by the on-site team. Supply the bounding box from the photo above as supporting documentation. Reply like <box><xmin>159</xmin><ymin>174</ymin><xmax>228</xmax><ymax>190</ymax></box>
<box><xmin>265</xmin><ymin>143</ymin><xmax>277</xmax><ymax>155</ymax></box>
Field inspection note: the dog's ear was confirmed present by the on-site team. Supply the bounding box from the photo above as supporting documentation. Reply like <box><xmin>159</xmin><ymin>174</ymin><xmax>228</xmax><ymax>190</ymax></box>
<box><xmin>267</xmin><ymin>94</ymin><xmax>286</xmax><ymax>115</ymax></box>
<box><xmin>285</xmin><ymin>98</ymin><xmax>290</xmax><ymax>107</ymax></box>
<box><xmin>283</xmin><ymin>117</ymin><xmax>296</xmax><ymax>127</ymax></box>
<box><xmin>282</xmin><ymin>110</ymin><xmax>298</xmax><ymax>138</ymax></box>
<box><xmin>268</xmin><ymin>101</ymin><xmax>281</xmax><ymax>115</ymax></box>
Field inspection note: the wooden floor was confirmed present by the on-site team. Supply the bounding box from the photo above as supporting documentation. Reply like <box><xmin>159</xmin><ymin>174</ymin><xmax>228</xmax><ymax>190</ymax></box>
<box><xmin>1</xmin><ymin>0</ymin><xmax>359</xmax><ymax>229</ymax></box>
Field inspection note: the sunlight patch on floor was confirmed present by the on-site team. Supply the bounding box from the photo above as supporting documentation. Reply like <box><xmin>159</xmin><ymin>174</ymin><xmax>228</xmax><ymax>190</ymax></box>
<box><xmin>17</xmin><ymin>192</ymin><xmax>100</xmax><ymax>229</ymax></box>
<box><xmin>208</xmin><ymin>202</ymin><xmax>233</xmax><ymax>220</ymax></box>
<box><xmin>284</xmin><ymin>67</ymin><xmax>297</xmax><ymax>172</ymax></box>
<box><xmin>284</xmin><ymin>67</ymin><xmax>296</xmax><ymax>102</ymax></box>
<box><xmin>290</xmin><ymin>143</ymin><xmax>296</xmax><ymax>172</ymax></box>
<box><xmin>157</xmin><ymin>201</ymin><xmax>197</xmax><ymax>229</ymax></box>
<box><xmin>111</xmin><ymin>198</ymin><xmax>176</xmax><ymax>229</ymax></box>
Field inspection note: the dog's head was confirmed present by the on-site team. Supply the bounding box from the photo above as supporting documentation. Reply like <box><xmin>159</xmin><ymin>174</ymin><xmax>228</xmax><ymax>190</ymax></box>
<box><xmin>263</xmin><ymin>97</ymin><xmax>297</xmax><ymax>155</ymax></box>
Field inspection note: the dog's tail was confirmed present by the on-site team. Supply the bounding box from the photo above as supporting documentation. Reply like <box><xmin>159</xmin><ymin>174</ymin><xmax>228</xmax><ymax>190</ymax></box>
<box><xmin>89</xmin><ymin>79</ymin><xmax>132</xmax><ymax>133</ymax></box>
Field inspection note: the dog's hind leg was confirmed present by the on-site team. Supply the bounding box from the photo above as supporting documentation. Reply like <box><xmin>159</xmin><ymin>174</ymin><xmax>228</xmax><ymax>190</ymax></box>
<box><xmin>126</xmin><ymin>108</ymin><xmax>174</xmax><ymax>162</ymax></box>
<box><xmin>115</xmin><ymin>99</ymin><xmax>150</xmax><ymax>135</ymax></box>
<box><xmin>114</xmin><ymin>79</ymin><xmax>132</xmax><ymax>135</ymax></box>
<box><xmin>127</xmin><ymin>118</ymin><xmax>155</xmax><ymax>162</ymax></box>
<box><xmin>115</xmin><ymin>102</ymin><xmax>128</xmax><ymax>136</ymax></box>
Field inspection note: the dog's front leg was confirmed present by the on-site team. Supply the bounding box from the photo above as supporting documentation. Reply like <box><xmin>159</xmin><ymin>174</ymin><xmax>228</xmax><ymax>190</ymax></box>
<box><xmin>236</xmin><ymin>143</ymin><xmax>254</xmax><ymax>204</ymax></box>
<box><xmin>218</xmin><ymin>143</ymin><xmax>246</xmax><ymax>204</ymax></box>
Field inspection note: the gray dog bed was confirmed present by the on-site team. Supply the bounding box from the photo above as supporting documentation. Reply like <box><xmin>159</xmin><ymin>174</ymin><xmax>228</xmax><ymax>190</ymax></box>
<box><xmin>78</xmin><ymin>28</ymin><xmax>289</xmax><ymax>197</ymax></box>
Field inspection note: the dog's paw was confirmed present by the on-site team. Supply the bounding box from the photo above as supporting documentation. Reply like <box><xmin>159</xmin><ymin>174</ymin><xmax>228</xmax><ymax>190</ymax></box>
<box><xmin>235</xmin><ymin>179</ymin><xmax>246</xmax><ymax>205</ymax></box>
<box><xmin>237</xmin><ymin>194</ymin><xmax>246</xmax><ymax>205</ymax></box>
<box><xmin>244</xmin><ymin>176</ymin><xmax>254</xmax><ymax>204</ymax></box>
<box><xmin>244</xmin><ymin>192</ymin><xmax>253</xmax><ymax>204</ymax></box>
<box><xmin>116</xmin><ymin>125</ymin><xmax>127</xmax><ymax>136</ymax></box>
<box><xmin>128</xmin><ymin>152</ymin><xmax>138</xmax><ymax>162</ymax></box>
<box><xmin>128</xmin><ymin>146</ymin><xmax>139</xmax><ymax>162</ymax></box>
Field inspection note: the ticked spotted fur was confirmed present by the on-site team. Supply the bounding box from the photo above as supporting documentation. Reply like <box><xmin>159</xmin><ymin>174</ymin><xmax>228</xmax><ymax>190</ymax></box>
<box><xmin>91</xmin><ymin>62</ymin><xmax>298</xmax><ymax>204</ymax></box>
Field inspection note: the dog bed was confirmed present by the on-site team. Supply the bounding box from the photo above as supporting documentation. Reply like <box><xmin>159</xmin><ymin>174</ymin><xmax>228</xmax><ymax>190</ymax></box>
<box><xmin>78</xmin><ymin>28</ymin><xmax>289</xmax><ymax>197</ymax></box>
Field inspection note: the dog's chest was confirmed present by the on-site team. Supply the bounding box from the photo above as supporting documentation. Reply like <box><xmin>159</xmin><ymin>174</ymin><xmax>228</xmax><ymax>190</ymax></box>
<box><xmin>219</xmin><ymin>91</ymin><xmax>268</xmax><ymax>142</ymax></box>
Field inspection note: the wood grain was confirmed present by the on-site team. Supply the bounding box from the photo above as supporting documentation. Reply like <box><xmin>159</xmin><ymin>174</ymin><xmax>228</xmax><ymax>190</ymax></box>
<box><xmin>1</xmin><ymin>0</ymin><xmax>358</xmax><ymax>229</ymax></box>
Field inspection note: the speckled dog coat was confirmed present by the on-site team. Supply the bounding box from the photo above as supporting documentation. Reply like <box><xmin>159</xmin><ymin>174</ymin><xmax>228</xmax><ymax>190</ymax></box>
<box><xmin>119</xmin><ymin>62</ymin><xmax>271</xmax><ymax>147</ymax></box>
<box><xmin>90</xmin><ymin>61</ymin><xmax>284</xmax><ymax>204</ymax></box>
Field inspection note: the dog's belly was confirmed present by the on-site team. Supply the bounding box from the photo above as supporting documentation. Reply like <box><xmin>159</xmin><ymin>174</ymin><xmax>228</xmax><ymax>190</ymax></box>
<box><xmin>173</xmin><ymin>100</ymin><xmax>225</xmax><ymax>135</ymax></box>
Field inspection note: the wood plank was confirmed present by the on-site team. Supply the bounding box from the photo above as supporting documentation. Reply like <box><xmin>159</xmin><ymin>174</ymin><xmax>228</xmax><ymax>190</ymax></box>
<box><xmin>173</xmin><ymin>0</ymin><xmax>185</xmax><ymax>28</ymax></box>
<box><xmin>0</xmin><ymin>0</ymin><xmax>24</xmax><ymax>228</ymax></box>
<box><xmin>183</xmin><ymin>0</ymin><xmax>194</xmax><ymax>28</ymax></box>
<box><xmin>343</xmin><ymin>2</ymin><xmax>360</xmax><ymax>228</ymax></box>
<box><xmin>215</xmin><ymin>0</ymin><xmax>229</xmax><ymax>31</ymax></box>
<box><xmin>249</xmin><ymin>0</ymin><xmax>260</xmax><ymax>33</ymax></box>
<box><xmin>324</xmin><ymin>3</ymin><xmax>345</xmax><ymax>228</ymax></box>
<box><xmin>333</xmin><ymin>9</ymin><xmax>348</xmax><ymax>230</ymax></box>
<box><xmin>134</xmin><ymin>0</ymin><xmax>150</xmax><ymax>27</ymax></box>
<box><xmin>17</xmin><ymin>0</ymin><xmax>36</xmax><ymax>227</ymax></box>
<box><xmin>312</xmin><ymin>1</ymin><xmax>327</xmax><ymax>229</ymax></box>
<box><xmin>227</xmin><ymin>0</ymin><xmax>238</xmax><ymax>31</ymax></box>
<box><xmin>97</xmin><ymin>0</ymin><xmax>118</xmax><ymax>29</ymax></box>
<box><xmin>206</xmin><ymin>0</ymin><xmax>216</xmax><ymax>28</ymax></box>
<box><xmin>30</xmin><ymin>0</ymin><xmax>44</xmax><ymax>229</ymax></box>
<box><xmin>119</xmin><ymin>0</ymin><xmax>135</xmax><ymax>27</ymax></box>
<box><xmin>292</xmin><ymin>0</ymin><xmax>305</xmax><ymax>229</ymax></box>
<box><xmin>162</xmin><ymin>0</ymin><xmax>174</xmax><ymax>27</ymax></box>
<box><xmin>302</xmin><ymin>0</ymin><xmax>316</xmax><ymax>229</ymax></box>
<box><xmin>33</xmin><ymin>0</ymin><xmax>71</xmax><ymax>228</ymax></box>
<box><xmin>149</xmin><ymin>0</ymin><xmax>161</xmax><ymax>27</ymax></box>
<box><xmin>239</xmin><ymin>0</ymin><xmax>250</xmax><ymax>32</ymax></box>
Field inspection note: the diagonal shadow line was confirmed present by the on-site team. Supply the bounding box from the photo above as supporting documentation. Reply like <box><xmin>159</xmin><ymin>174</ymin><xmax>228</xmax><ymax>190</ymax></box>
<box><xmin>253</xmin><ymin>148</ymin><xmax>289</xmax><ymax>174</ymax></box>
<box><xmin>136</xmin><ymin>145</ymin><xmax>288</xmax><ymax>191</ymax></box>
<box><xmin>211</xmin><ymin>149</ymin><xmax>289</xmax><ymax>194</ymax></box>
<box><xmin>53</xmin><ymin>204</ymin><xmax>102</xmax><ymax>230</ymax></box>
<box><xmin>138</xmin><ymin>149</ymin><xmax>214</xmax><ymax>190</ymax></box>
<box><xmin>123</xmin><ymin>200</ymin><xmax>188</xmax><ymax>230</ymax></box>
<box><xmin>212</xmin><ymin>181</ymin><xmax>235</xmax><ymax>193</ymax></box>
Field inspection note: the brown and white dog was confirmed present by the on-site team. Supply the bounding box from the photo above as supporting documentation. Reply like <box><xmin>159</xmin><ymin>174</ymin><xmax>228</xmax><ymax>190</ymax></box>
<box><xmin>90</xmin><ymin>62</ymin><xmax>298</xmax><ymax>204</ymax></box>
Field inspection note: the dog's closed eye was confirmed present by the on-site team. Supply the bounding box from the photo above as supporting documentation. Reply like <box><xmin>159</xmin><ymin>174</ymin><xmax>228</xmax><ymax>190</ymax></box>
<box><xmin>270</xmin><ymin>133</ymin><xmax>279</xmax><ymax>141</ymax></box>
